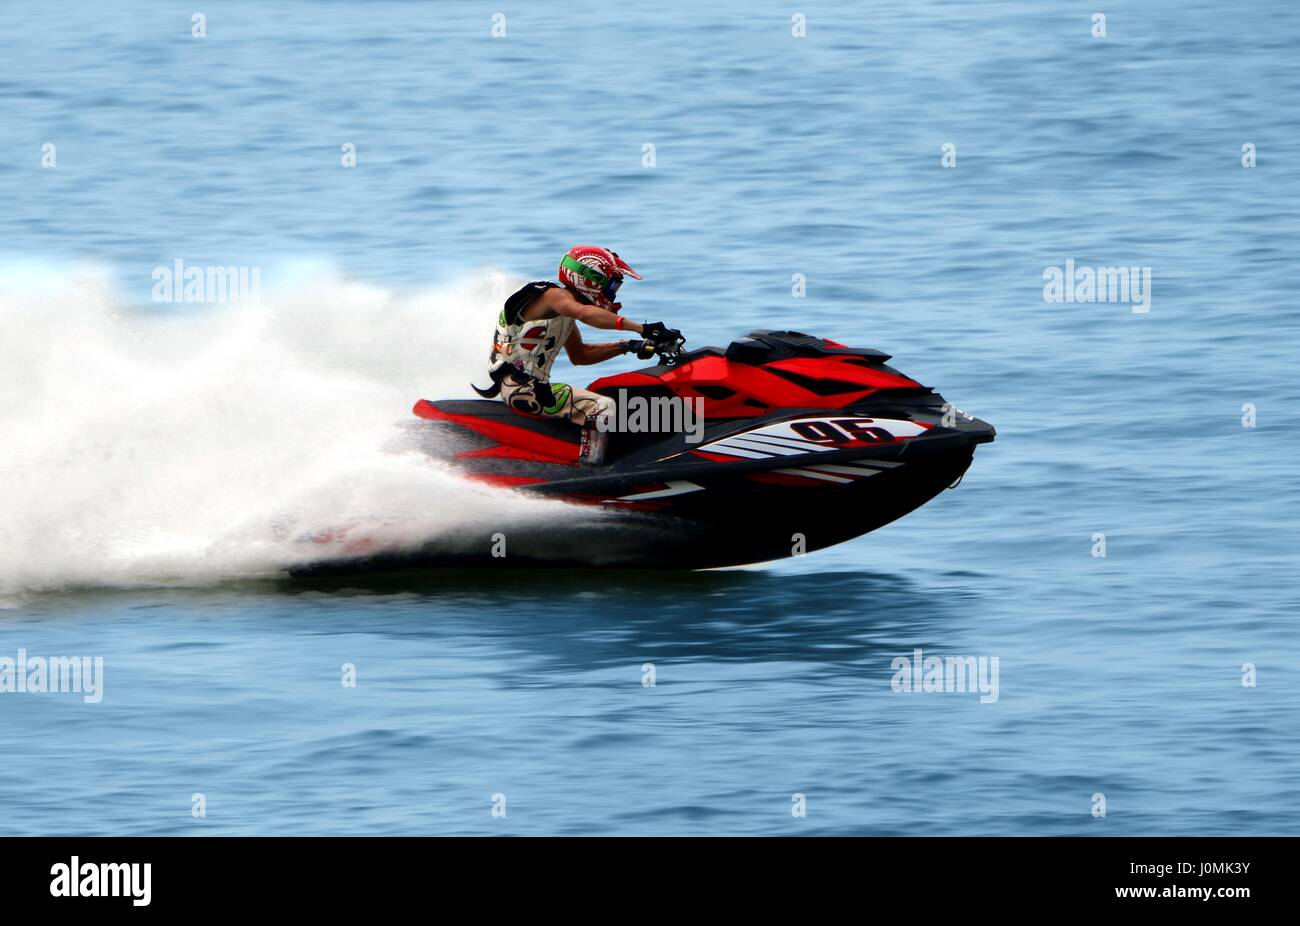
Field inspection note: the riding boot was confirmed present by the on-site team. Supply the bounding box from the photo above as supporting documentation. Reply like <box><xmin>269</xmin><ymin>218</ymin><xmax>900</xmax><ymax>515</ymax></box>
<box><xmin>579</xmin><ymin>417</ymin><xmax>610</xmax><ymax>466</ymax></box>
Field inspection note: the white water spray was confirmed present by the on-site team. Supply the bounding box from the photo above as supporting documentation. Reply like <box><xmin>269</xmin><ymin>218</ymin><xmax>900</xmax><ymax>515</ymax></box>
<box><xmin>0</xmin><ymin>263</ymin><xmax>584</xmax><ymax>597</ymax></box>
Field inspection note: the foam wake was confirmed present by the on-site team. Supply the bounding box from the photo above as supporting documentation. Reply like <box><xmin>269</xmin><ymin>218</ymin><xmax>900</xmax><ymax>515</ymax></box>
<box><xmin>0</xmin><ymin>262</ymin><xmax>586</xmax><ymax>598</ymax></box>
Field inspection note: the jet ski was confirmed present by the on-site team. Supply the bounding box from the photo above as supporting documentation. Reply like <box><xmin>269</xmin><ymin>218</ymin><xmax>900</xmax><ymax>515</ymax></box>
<box><xmin>292</xmin><ymin>330</ymin><xmax>994</xmax><ymax>575</ymax></box>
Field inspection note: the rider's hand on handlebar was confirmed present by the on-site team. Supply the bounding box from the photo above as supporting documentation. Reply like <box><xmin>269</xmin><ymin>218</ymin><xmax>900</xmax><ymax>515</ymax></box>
<box><xmin>641</xmin><ymin>321</ymin><xmax>684</xmax><ymax>348</ymax></box>
<box><xmin>624</xmin><ymin>339</ymin><xmax>656</xmax><ymax>360</ymax></box>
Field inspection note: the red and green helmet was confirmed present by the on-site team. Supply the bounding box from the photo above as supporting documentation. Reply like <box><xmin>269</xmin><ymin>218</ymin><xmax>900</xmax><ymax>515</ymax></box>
<box><xmin>558</xmin><ymin>245</ymin><xmax>642</xmax><ymax>308</ymax></box>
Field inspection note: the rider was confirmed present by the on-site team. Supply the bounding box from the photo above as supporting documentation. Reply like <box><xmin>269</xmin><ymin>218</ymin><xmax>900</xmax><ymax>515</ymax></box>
<box><xmin>476</xmin><ymin>245</ymin><xmax>681</xmax><ymax>466</ymax></box>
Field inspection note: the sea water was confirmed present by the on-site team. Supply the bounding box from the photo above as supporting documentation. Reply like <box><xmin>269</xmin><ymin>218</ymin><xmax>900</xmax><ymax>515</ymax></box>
<box><xmin>1</xmin><ymin>0</ymin><xmax>1298</xmax><ymax>834</ymax></box>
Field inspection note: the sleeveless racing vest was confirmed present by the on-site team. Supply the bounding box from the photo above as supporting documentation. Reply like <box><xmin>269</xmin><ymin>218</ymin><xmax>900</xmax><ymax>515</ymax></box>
<box><xmin>486</xmin><ymin>281</ymin><xmax>574</xmax><ymax>384</ymax></box>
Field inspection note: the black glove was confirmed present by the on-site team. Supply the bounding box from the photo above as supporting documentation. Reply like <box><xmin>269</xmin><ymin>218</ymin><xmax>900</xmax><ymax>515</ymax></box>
<box><xmin>641</xmin><ymin>322</ymin><xmax>684</xmax><ymax>349</ymax></box>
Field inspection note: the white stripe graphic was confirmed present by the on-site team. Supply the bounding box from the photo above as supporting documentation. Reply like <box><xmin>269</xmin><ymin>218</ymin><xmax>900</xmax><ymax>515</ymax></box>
<box><xmin>723</xmin><ymin>435</ymin><xmax>824</xmax><ymax>453</ymax></box>
<box><xmin>839</xmin><ymin>459</ymin><xmax>903</xmax><ymax>470</ymax></box>
<box><xmin>806</xmin><ymin>463</ymin><xmax>880</xmax><ymax>478</ymax></box>
<box><xmin>616</xmin><ymin>480</ymin><xmax>706</xmax><ymax>501</ymax></box>
<box><xmin>697</xmin><ymin>444</ymin><xmax>782</xmax><ymax>460</ymax></box>
<box><xmin>712</xmin><ymin>438</ymin><xmax>814</xmax><ymax>457</ymax></box>
<box><xmin>774</xmin><ymin>467</ymin><xmax>854</xmax><ymax>484</ymax></box>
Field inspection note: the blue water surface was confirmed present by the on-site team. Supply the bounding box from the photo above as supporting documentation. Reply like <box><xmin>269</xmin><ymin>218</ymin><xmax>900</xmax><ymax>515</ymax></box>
<box><xmin>1</xmin><ymin>0</ymin><xmax>1298</xmax><ymax>834</ymax></box>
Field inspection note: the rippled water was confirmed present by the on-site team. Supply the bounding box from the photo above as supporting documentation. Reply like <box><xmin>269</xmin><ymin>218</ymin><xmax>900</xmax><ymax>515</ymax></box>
<box><xmin>1</xmin><ymin>0</ymin><xmax>1298</xmax><ymax>834</ymax></box>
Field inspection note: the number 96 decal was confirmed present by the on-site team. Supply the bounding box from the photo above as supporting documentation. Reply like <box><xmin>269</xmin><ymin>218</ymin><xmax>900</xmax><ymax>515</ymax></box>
<box><xmin>699</xmin><ymin>416</ymin><xmax>928</xmax><ymax>458</ymax></box>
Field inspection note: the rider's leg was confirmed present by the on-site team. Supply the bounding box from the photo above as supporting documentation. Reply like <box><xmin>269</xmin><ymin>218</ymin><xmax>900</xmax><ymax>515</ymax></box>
<box><xmin>497</xmin><ymin>377</ymin><xmax>614</xmax><ymax>465</ymax></box>
<box><xmin>499</xmin><ymin>376</ymin><xmax>544</xmax><ymax>416</ymax></box>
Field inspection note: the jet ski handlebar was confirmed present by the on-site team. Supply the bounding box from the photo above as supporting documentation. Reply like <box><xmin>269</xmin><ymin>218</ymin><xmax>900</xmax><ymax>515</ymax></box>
<box><xmin>644</xmin><ymin>328</ymin><xmax>687</xmax><ymax>365</ymax></box>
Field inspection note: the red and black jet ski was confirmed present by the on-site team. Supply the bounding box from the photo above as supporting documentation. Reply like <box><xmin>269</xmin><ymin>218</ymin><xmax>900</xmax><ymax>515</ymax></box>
<box><xmin>293</xmin><ymin>330</ymin><xmax>994</xmax><ymax>574</ymax></box>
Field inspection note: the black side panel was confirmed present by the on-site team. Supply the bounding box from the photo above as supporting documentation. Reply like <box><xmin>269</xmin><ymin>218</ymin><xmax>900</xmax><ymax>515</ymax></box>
<box><xmin>764</xmin><ymin>367</ymin><xmax>880</xmax><ymax>396</ymax></box>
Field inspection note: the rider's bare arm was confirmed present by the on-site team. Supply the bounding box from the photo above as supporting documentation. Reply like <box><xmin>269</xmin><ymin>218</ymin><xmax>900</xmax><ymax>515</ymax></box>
<box><xmin>528</xmin><ymin>287</ymin><xmax>645</xmax><ymax>334</ymax></box>
<box><xmin>563</xmin><ymin>327</ymin><xmax>629</xmax><ymax>366</ymax></box>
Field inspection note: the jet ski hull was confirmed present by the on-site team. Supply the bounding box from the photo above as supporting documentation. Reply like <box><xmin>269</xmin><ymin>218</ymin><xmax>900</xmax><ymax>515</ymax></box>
<box><xmin>290</xmin><ymin>449</ymin><xmax>972</xmax><ymax>574</ymax></box>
